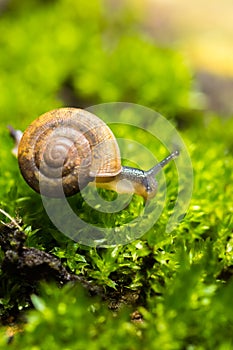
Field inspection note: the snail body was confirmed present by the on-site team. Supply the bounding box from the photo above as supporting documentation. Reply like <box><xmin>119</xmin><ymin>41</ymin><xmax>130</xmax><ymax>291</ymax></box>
<box><xmin>11</xmin><ymin>108</ymin><xmax>179</xmax><ymax>200</ymax></box>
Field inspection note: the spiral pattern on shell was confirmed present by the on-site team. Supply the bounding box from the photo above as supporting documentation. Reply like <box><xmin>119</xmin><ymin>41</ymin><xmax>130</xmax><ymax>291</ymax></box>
<box><xmin>18</xmin><ymin>108</ymin><xmax>122</xmax><ymax>197</ymax></box>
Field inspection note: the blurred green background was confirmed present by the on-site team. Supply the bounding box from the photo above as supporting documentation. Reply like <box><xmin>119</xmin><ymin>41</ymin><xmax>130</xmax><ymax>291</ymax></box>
<box><xmin>0</xmin><ymin>0</ymin><xmax>232</xmax><ymax>129</ymax></box>
<box><xmin>0</xmin><ymin>0</ymin><xmax>198</xmax><ymax>130</ymax></box>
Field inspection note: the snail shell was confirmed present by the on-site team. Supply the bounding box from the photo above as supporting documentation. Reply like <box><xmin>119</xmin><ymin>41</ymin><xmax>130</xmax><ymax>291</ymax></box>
<box><xmin>18</xmin><ymin>108</ymin><xmax>121</xmax><ymax>197</ymax></box>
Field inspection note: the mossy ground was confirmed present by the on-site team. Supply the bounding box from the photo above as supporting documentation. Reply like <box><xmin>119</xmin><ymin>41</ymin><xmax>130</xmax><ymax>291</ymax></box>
<box><xmin>0</xmin><ymin>1</ymin><xmax>233</xmax><ymax>349</ymax></box>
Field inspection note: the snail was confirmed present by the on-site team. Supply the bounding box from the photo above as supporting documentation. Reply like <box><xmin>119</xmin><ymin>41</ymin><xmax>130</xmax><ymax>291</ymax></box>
<box><xmin>9</xmin><ymin>107</ymin><xmax>179</xmax><ymax>200</ymax></box>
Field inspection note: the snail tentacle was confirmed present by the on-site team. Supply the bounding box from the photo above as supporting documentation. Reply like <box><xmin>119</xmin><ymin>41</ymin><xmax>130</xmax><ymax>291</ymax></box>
<box><xmin>145</xmin><ymin>150</ymin><xmax>179</xmax><ymax>177</ymax></box>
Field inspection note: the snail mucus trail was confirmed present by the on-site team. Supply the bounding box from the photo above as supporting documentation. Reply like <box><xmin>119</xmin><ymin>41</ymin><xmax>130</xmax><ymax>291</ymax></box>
<box><xmin>9</xmin><ymin>108</ymin><xmax>179</xmax><ymax>200</ymax></box>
